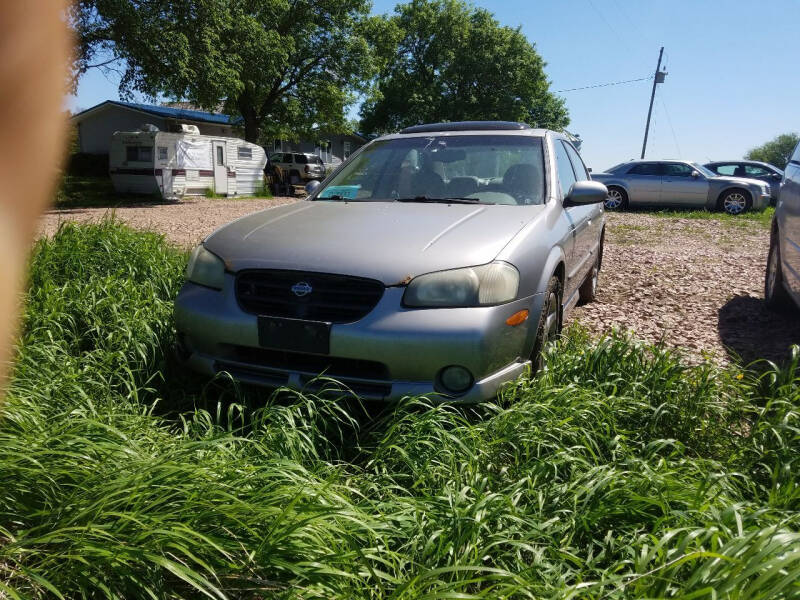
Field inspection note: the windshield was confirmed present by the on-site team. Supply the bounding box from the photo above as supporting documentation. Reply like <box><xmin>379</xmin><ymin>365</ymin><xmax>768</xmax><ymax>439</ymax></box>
<box><xmin>314</xmin><ymin>135</ymin><xmax>546</xmax><ymax>205</ymax></box>
<box><xmin>691</xmin><ymin>163</ymin><xmax>719</xmax><ymax>178</ymax></box>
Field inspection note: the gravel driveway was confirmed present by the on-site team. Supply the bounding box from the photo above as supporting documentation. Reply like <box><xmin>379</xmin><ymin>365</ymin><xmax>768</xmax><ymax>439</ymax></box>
<box><xmin>39</xmin><ymin>200</ymin><xmax>800</xmax><ymax>365</ymax></box>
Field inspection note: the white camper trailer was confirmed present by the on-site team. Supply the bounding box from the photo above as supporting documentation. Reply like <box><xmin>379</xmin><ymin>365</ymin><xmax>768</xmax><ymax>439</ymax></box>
<box><xmin>109</xmin><ymin>127</ymin><xmax>267</xmax><ymax>199</ymax></box>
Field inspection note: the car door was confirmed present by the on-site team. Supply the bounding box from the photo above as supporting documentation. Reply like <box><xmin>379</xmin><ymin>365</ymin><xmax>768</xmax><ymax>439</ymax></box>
<box><xmin>552</xmin><ymin>139</ymin><xmax>587</xmax><ymax>298</ymax></box>
<box><xmin>780</xmin><ymin>143</ymin><xmax>800</xmax><ymax>299</ymax></box>
<box><xmin>624</xmin><ymin>162</ymin><xmax>662</xmax><ymax>204</ymax></box>
<box><xmin>660</xmin><ymin>162</ymin><xmax>709</xmax><ymax>206</ymax></box>
<box><xmin>563</xmin><ymin>140</ymin><xmax>602</xmax><ymax>276</ymax></box>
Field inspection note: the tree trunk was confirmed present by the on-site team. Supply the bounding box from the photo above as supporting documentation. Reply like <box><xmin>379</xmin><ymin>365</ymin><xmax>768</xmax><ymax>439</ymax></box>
<box><xmin>238</xmin><ymin>93</ymin><xmax>261</xmax><ymax>143</ymax></box>
<box><xmin>242</xmin><ymin>113</ymin><xmax>261</xmax><ymax>143</ymax></box>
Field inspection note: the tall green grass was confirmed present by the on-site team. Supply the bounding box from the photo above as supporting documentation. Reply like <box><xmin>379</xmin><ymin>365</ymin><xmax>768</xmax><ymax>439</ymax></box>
<box><xmin>1</xmin><ymin>220</ymin><xmax>799</xmax><ymax>598</ymax></box>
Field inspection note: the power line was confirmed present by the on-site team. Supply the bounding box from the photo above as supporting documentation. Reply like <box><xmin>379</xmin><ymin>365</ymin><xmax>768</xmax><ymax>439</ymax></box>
<box><xmin>659</xmin><ymin>95</ymin><xmax>682</xmax><ymax>158</ymax></box>
<box><xmin>555</xmin><ymin>75</ymin><xmax>653</xmax><ymax>93</ymax></box>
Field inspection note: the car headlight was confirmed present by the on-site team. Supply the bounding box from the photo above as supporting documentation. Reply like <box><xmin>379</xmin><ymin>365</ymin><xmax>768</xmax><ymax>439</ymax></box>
<box><xmin>403</xmin><ymin>262</ymin><xmax>519</xmax><ymax>307</ymax></box>
<box><xmin>186</xmin><ymin>244</ymin><xmax>225</xmax><ymax>290</ymax></box>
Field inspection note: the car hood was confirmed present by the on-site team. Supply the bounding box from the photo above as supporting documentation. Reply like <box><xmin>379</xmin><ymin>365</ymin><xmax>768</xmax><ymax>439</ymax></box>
<box><xmin>712</xmin><ymin>175</ymin><xmax>766</xmax><ymax>189</ymax></box>
<box><xmin>204</xmin><ymin>201</ymin><xmax>539</xmax><ymax>284</ymax></box>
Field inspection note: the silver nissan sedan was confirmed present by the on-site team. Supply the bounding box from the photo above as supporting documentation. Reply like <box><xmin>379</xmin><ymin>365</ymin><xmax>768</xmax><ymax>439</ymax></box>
<box><xmin>174</xmin><ymin>122</ymin><xmax>607</xmax><ymax>402</ymax></box>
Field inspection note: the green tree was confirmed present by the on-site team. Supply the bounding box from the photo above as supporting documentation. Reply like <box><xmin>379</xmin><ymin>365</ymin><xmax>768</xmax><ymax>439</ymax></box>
<box><xmin>72</xmin><ymin>0</ymin><xmax>383</xmax><ymax>143</ymax></box>
<box><xmin>359</xmin><ymin>0</ymin><xmax>568</xmax><ymax>134</ymax></box>
<box><xmin>745</xmin><ymin>133</ymin><xmax>799</xmax><ymax>170</ymax></box>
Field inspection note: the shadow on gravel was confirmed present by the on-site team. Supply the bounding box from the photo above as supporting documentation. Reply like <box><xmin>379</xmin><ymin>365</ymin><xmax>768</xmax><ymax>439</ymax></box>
<box><xmin>718</xmin><ymin>295</ymin><xmax>800</xmax><ymax>366</ymax></box>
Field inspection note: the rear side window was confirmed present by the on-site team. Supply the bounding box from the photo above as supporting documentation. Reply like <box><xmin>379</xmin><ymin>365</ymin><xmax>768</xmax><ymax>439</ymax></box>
<box><xmin>562</xmin><ymin>141</ymin><xmax>589</xmax><ymax>181</ymax></box>
<box><xmin>553</xmin><ymin>140</ymin><xmax>577</xmax><ymax>198</ymax></box>
<box><xmin>628</xmin><ymin>163</ymin><xmax>661</xmax><ymax>176</ymax></box>
<box><xmin>713</xmin><ymin>164</ymin><xmax>736</xmax><ymax>176</ymax></box>
<box><xmin>295</xmin><ymin>154</ymin><xmax>307</xmax><ymax>164</ymax></box>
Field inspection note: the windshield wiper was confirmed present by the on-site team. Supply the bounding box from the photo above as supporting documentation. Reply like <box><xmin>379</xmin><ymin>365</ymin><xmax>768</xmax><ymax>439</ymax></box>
<box><xmin>394</xmin><ymin>196</ymin><xmax>484</xmax><ymax>204</ymax></box>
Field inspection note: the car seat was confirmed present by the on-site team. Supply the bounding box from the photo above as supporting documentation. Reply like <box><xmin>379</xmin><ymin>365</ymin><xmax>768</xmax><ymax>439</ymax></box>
<box><xmin>447</xmin><ymin>176</ymin><xmax>479</xmax><ymax>198</ymax></box>
<box><xmin>409</xmin><ymin>169</ymin><xmax>447</xmax><ymax>198</ymax></box>
<box><xmin>502</xmin><ymin>163</ymin><xmax>542</xmax><ymax>204</ymax></box>
<box><xmin>734</xmin><ymin>165</ymin><xmax>747</xmax><ymax>178</ymax></box>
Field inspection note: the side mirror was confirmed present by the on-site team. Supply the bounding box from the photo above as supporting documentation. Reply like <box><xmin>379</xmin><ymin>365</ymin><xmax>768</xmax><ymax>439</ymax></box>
<box><xmin>587</xmin><ymin>167</ymin><xmax>593</xmax><ymax>173</ymax></box>
<box><xmin>691</xmin><ymin>170</ymin><xmax>700</xmax><ymax>178</ymax></box>
<box><xmin>565</xmin><ymin>180</ymin><xmax>607</xmax><ymax>205</ymax></box>
<box><xmin>305</xmin><ymin>180</ymin><xmax>321</xmax><ymax>195</ymax></box>
<box><xmin>772</xmin><ymin>173</ymin><xmax>782</xmax><ymax>180</ymax></box>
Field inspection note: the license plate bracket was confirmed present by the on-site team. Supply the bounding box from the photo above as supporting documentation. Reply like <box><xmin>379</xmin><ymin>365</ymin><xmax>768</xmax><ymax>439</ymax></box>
<box><xmin>257</xmin><ymin>316</ymin><xmax>331</xmax><ymax>354</ymax></box>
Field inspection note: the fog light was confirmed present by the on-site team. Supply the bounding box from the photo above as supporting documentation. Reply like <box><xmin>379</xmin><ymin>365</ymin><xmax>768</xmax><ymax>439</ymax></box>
<box><xmin>439</xmin><ymin>365</ymin><xmax>474</xmax><ymax>394</ymax></box>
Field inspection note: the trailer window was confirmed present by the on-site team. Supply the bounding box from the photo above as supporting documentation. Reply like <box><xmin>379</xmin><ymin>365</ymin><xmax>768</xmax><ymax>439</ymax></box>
<box><xmin>238</xmin><ymin>146</ymin><xmax>252</xmax><ymax>160</ymax></box>
<box><xmin>126</xmin><ymin>146</ymin><xmax>153</xmax><ymax>162</ymax></box>
<box><xmin>157</xmin><ymin>146</ymin><xmax>168</xmax><ymax>161</ymax></box>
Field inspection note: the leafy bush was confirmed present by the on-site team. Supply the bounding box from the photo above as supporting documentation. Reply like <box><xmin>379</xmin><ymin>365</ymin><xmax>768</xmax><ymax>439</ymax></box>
<box><xmin>1</xmin><ymin>221</ymin><xmax>799</xmax><ymax>598</ymax></box>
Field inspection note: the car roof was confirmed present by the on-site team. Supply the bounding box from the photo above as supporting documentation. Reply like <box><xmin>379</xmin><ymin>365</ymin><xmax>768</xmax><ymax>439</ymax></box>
<box><xmin>704</xmin><ymin>159</ymin><xmax>777</xmax><ymax>168</ymax></box>
<box><xmin>377</xmin><ymin>126</ymin><xmax>550</xmax><ymax>142</ymax></box>
<box><xmin>399</xmin><ymin>121</ymin><xmax>531</xmax><ymax>133</ymax></box>
<box><xmin>621</xmin><ymin>159</ymin><xmax>695</xmax><ymax>164</ymax></box>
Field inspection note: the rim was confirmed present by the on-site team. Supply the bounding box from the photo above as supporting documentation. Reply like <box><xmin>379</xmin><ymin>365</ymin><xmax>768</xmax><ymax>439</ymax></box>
<box><xmin>605</xmin><ymin>189</ymin><xmax>623</xmax><ymax>209</ymax></box>
<box><xmin>767</xmin><ymin>245</ymin><xmax>779</xmax><ymax>299</ymax></box>
<box><xmin>723</xmin><ymin>192</ymin><xmax>747</xmax><ymax>215</ymax></box>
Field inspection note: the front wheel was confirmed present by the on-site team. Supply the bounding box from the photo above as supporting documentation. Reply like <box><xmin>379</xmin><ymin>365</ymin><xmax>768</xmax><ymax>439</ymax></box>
<box><xmin>604</xmin><ymin>187</ymin><xmax>627</xmax><ymax>210</ymax></box>
<box><xmin>765</xmin><ymin>234</ymin><xmax>793</xmax><ymax>310</ymax></box>
<box><xmin>720</xmin><ymin>189</ymin><xmax>751</xmax><ymax>215</ymax></box>
<box><xmin>531</xmin><ymin>275</ymin><xmax>563</xmax><ymax>371</ymax></box>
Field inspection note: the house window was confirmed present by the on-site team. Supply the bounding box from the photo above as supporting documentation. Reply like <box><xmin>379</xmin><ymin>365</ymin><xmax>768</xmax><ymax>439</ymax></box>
<box><xmin>238</xmin><ymin>146</ymin><xmax>252</xmax><ymax>160</ymax></box>
<box><xmin>216</xmin><ymin>146</ymin><xmax>224</xmax><ymax>166</ymax></box>
<box><xmin>343</xmin><ymin>141</ymin><xmax>351</xmax><ymax>160</ymax></box>
<box><xmin>157</xmin><ymin>146</ymin><xmax>168</xmax><ymax>161</ymax></box>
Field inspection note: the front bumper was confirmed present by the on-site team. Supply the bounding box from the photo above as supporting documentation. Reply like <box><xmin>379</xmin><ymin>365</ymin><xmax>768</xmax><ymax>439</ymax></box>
<box><xmin>755</xmin><ymin>192</ymin><xmax>771</xmax><ymax>210</ymax></box>
<box><xmin>174</xmin><ymin>277</ymin><xmax>544</xmax><ymax>403</ymax></box>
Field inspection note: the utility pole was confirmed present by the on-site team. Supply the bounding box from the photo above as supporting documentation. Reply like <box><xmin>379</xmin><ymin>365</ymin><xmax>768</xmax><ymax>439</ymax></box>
<box><xmin>641</xmin><ymin>46</ymin><xmax>666</xmax><ymax>159</ymax></box>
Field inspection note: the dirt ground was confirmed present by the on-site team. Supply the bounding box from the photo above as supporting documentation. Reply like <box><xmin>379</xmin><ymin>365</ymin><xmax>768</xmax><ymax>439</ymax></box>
<box><xmin>572</xmin><ymin>212</ymin><xmax>800</xmax><ymax>366</ymax></box>
<box><xmin>39</xmin><ymin>200</ymin><xmax>800</xmax><ymax>366</ymax></box>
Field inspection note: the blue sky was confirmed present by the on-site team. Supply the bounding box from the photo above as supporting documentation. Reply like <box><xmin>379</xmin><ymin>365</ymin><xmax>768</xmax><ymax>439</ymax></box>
<box><xmin>68</xmin><ymin>0</ymin><xmax>800</xmax><ymax>171</ymax></box>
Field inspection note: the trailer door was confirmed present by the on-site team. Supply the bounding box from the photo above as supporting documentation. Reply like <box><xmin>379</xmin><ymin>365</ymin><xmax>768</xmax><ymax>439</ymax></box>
<box><xmin>212</xmin><ymin>141</ymin><xmax>228</xmax><ymax>195</ymax></box>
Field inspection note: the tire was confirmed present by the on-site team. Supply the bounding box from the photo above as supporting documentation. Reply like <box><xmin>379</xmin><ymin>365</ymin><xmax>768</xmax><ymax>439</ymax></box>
<box><xmin>765</xmin><ymin>232</ymin><xmax>793</xmax><ymax>310</ymax></box>
<box><xmin>531</xmin><ymin>275</ymin><xmax>563</xmax><ymax>371</ymax></box>
<box><xmin>604</xmin><ymin>186</ymin><xmax>627</xmax><ymax>210</ymax></box>
<box><xmin>578</xmin><ymin>235</ymin><xmax>603</xmax><ymax>304</ymax></box>
<box><xmin>719</xmin><ymin>188</ymin><xmax>751</xmax><ymax>215</ymax></box>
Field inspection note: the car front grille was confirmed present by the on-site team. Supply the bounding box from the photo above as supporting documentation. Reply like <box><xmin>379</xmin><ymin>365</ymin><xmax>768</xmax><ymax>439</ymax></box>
<box><xmin>215</xmin><ymin>345</ymin><xmax>392</xmax><ymax>399</ymax></box>
<box><xmin>235</xmin><ymin>269</ymin><xmax>385</xmax><ymax>323</ymax></box>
